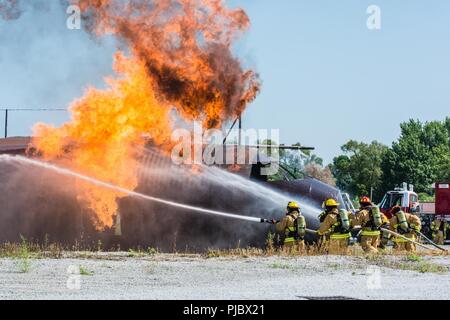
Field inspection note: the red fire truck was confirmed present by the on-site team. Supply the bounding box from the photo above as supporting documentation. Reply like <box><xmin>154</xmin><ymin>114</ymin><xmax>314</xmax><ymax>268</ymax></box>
<box><xmin>420</xmin><ymin>182</ymin><xmax>450</xmax><ymax>242</ymax></box>
<box><xmin>379</xmin><ymin>182</ymin><xmax>450</xmax><ymax>241</ymax></box>
<box><xmin>379</xmin><ymin>182</ymin><xmax>420</xmax><ymax>218</ymax></box>
<box><xmin>434</xmin><ymin>182</ymin><xmax>450</xmax><ymax>218</ymax></box>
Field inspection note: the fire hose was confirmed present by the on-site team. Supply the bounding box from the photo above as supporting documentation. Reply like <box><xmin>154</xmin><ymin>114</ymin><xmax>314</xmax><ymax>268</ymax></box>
<box><xmin>379</xmin><ymin>228</ymin><xmax>436</xmax><ymax>251</ymax></box>
<box><xmin>9</xmin><ymin>155</ymin><xmax>448</xmax><ymax>251</ymax></box>
<box><xmin>351</xmin><ymin>226</ymin><xmax>439</xmax><ymax>251</ymax></box>
<box><xmin>260</xmin><ymin>219</ymin><xmax>318</xmax><ymax>235</ymax></box>
<box><xmin>414</xmin><ymin>230</ymin><xmax>448</xmax><ymax>252</ymax></box>
<box><xmin>340</xmin><ymin>225</ymin><xmax>438</xmax><ymax>251</ymax></box>
<box><xmin>261</xmin><ymin>219</ymin><xmax>441</xmax><ymax>251</ymax></box>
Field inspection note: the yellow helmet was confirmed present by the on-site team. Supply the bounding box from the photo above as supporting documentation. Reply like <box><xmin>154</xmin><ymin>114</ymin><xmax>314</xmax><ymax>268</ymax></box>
<box><xmin>324</xmin><ymin>198</ymin><xmax>339</xmax><ymax>207</ymax></box>
<box><xmin>287</xmin><ymin>201</ymin><xmax>300</xmax><ymax>210</ymax></box>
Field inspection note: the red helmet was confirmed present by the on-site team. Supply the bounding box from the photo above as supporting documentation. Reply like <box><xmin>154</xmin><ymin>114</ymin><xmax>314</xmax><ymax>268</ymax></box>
<box><xmin>359</xmin><ymin>196</ymin><xmax>372</xmax><ymax>204</ymax></box>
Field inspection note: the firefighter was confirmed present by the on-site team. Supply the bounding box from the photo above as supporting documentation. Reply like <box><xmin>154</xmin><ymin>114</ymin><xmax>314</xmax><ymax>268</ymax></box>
<box><xmin>317</xmin><ymin>201</ymin><xmax>332</xmax><ymax>251</ymax></box>
<box><xmin>273</xmin><ymin>201</ymin><xmax>306</xmax><ymax>252</ymax></box>
<box><xmin>431</xmin><ymin>216</ymin><xmax>448</xmax><ymax>245</ymax></box>
<box><xmin>355</xmin><ymin>196</ymin><xmax>388</xmax><ymax>253</ymax></box>
<box><xmin>317</xmin><ymin>198</ymin><xmax>352</xmax><ymax>255</ymax></box>
<box><xmin>389</xmin><ymin>205</ymin><xmax>422</xmax><ymax>252</ymax></box>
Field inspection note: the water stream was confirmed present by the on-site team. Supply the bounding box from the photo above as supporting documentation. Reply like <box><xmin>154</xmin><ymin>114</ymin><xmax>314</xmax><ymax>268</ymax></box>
<box><xmin>0</xmin><ymin>155</ymin><xmax>263</xmax><ymax>223</ymax></box>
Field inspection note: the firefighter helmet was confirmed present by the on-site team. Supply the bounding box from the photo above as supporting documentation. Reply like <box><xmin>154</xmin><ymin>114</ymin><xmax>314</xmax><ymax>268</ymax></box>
<box><xmin>359</xmin><ymin>196</ymin><xmax>372</xmax><ymax>204</ymax></box>
<box><xmin>287</xmin><ymin>201</ymin><xmax>300</xmax><ymax>210</ymax></box>
<box><xmin>324</xmin><ymin>198</ymin><xmax>339</xmax><ymax>207</ymax></box>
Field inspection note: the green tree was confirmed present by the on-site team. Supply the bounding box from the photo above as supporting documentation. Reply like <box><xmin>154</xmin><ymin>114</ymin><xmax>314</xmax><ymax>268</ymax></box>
<box><xmin>331</xmin><ymin>140</ymin><xmax>388</xmax><ymax>201</ymax></box>
<box><xmin>260</xmin><ymin>141</ymin><xmax>327</xmax><ymax>182</ymax></box>
<box><xmin>381</xmin><ymin>118</ymin><xmax>450</xmax><ymax>194</ymax></box>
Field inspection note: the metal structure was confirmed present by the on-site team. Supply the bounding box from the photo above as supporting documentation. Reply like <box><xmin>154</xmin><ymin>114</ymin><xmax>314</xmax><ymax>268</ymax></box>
<box><xmin>222</xmin><ymin>115</ymin><xmax>315</xmax><ymax>151</ymax></box>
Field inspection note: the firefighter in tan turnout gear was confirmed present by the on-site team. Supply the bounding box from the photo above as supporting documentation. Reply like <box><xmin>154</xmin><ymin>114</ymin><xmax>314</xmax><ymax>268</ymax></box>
<box><xmin>274</xmin><ymin>201</ymin><xmax>306</xmax><ymax>251</ymax></box>
<box><xmin>317</xmin><ymin>198</ymin><xmax>352</xmax><ymax>254</ymax></box>
<box><xmin>355</xmin><ymin>196</ymin><xmax>389</xmax><ymax>253</ymax></box>
<box><xmin>389</xmin><ymin>205</ymin><xmax>422</xmax><ymax>252</ymax></box>
<box><xmin>431</xmin><ymin>216</ymin><xmax>449</xmax><ymax>245</ymax></box>
<box><xmin>317</xmin><ymin>198</ymin><xmax>354</xmax><ymax>249</ymax></box>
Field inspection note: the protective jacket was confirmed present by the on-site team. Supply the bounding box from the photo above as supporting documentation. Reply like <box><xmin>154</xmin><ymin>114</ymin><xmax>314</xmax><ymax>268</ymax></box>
<box><xmin>389</xmin><ymin>212</ymin><xmax>421</xmax><ymax>241</ymax></box>
<box><xmin>356</xmin><ymin>206</ymin><xmax>388</xmax><ymax>236</ymax></box>
<box><xmin>275</xmin><ymin>211</ymin><xmax>305</xmax><ymax>245</ymax></box>
<box><xmin>431</xmin><ymin>220</ymin><xmax>448</xmax><ymax>234</ymax></box>
<box><xmin>317</xmin><ymin>208</ymin><xmax>351</xmax><ymax>240</ymax></box>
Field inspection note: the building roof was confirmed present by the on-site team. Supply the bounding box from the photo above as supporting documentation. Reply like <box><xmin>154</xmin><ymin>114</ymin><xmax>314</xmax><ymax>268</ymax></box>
<box><xmin>0</xmin><ymin>136</ymin><xmax>31</xmax><ymax>154</ymax></box>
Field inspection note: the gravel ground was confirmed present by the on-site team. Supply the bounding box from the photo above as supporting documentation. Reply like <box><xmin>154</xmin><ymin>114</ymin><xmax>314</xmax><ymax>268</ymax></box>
<box><xmin>1</xmin><ymin>252</ymin><xmax>449</xmax><ymax>300</ymax></box>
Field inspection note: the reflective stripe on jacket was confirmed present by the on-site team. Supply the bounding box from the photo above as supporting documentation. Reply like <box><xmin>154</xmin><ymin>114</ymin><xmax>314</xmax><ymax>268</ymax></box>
<box><xmin>361</xmin><ymin>230</ymin><xmax>381</xmax><ymax>236</ymax></box>
<box><xmin>275</xmin><ymin>211</ymin><xmax>301</xmax><ymax>244</ymax></box>
<box><xmin>284</xmin><ymin>226</ymin><xmax>296</xmax><ymax>244</ymax></box>
<box><xmin>330</xmin><ymin>232</ymin><xmax>351</xmax><ymax>240</ymax></box>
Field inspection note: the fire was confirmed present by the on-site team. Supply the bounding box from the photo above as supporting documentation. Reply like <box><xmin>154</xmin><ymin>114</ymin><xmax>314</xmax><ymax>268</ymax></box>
<box><xmin>33</xmin><ymin>54</ymin><xmax>172</xmax><ymax>229</ymax></box>
<box><xmin>31</xmin><ymin>0</ymin><xmax>260</xmax><ymax>230</ymax></box>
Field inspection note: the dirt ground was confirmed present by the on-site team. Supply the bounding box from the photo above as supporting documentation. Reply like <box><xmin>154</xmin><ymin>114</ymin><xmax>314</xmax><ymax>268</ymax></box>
<box><xmin>1</xmin><ymin>249</ymin><xmax>449</xmax><ymax>300</ymax></box>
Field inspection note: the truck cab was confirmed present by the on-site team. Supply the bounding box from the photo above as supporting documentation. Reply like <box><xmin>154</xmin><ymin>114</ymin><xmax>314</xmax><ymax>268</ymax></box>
<box><xmin>379</xmin><ymin>183</ymin><xmax>420</xmax><ymax>218</ymax></box>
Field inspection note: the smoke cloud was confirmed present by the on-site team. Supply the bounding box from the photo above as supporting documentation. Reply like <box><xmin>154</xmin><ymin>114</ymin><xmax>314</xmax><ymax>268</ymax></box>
<box><xmin>30</xmin><ymin>0</ymin><xmax>261</xmax><ymax>229</ymax></box>
<box><xmin>75</xmin><ymin>0</ymin><xmax>260</xmax><ymax>128</ymax></box>
<box><xmin>0</xmin><ymin>0</ymin><xmax>268</xmax><ymax>250</ymax></box>
<box><xmin>0</xmin><ymin>0</ymin><xmax>22</xmax><ymax>20</ymax></box>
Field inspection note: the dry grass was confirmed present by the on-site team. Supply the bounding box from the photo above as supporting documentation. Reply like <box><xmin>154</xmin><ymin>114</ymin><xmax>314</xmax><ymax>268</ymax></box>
<box><xmin>0</xmin><ymin>235</ymin><xmax>448</xmax><ymax>261</ymax></box>
<box><xmin>364</xmin><ymin>253</ymin><xmax>448</xmax><ymax>274</ymax></box>
<box><xmin>2</xmin><ymin>239</ymin><xmax>446</xmax><ymax>275</ymax></box>
<box><xmin>0</xmin><ymin>240</ymin><xmax>64</xmax><ymax>259</ymax></box>
<box><xmin>205</xmin><ymin>243</ymin><xmax>351</xmax><ymax>258</ymax></box>
<box><xmin>203</xmin><ymin>243</ymin><xmax>449</xmax><ymax>274</ymax></box>
<box><xmin>202</xmin><ymin>232</ymin><xmax>450</xmax><ymax>259</ymax></box>
<box><xmin>204</xmin><ymin>243</ymin><xmax>450</xmax><ymax>259</ymax></box>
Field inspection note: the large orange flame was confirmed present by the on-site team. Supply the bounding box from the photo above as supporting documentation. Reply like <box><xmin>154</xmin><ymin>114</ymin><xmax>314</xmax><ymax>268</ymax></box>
<box><xmin>31</xmin><ymin>0</ymin><xmax>260</xmax><ymax>230</ymax></box>
<box><xmin>33</xmin><ymin>54</ymin><xmax>173</xmax><ymax>229</ymax></box>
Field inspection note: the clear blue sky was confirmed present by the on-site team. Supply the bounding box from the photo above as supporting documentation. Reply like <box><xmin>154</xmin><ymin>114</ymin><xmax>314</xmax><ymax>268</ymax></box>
<box><xmin>1</xmin><ymin>0</ymin><xmax>450</xmax><ymax>164</ymax></box>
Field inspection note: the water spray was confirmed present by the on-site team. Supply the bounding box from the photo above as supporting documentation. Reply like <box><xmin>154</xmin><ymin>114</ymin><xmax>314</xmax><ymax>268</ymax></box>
<box><xmin>137</xmin><ymin>151</ymin><xmax>322</xmax><ymax>219</ymax></box>
<box><xmin>0</xmin><ymin>155</ymin><xmax>268</xmax><ymax>224</ymax></box>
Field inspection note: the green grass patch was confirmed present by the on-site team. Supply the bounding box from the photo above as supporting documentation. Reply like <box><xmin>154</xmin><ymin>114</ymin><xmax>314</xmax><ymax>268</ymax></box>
<box><xmin>268</xmin><ymin>262</ymin><xmax>293</xmax><ymax>270</ymax></box>
<box><xmin>327</xmin><ymin>263</ymin><xmax>340</xmax><ymax>269</ymax></box>
<box><xmin>364</xmin><ymin>254</ymin><xmax>448</xmax><ymax>274</ymax></box>
<box><xmin>79</xmin><ymin>266</ymin><xmax>94</xmax><ymax>276</ymax></box>
<box><xmin>415</xmin><ymin>261</ymin><xmax>447</xmax><ymax>274</ymax></box>
<box><xmin>14</xmin><ymin>236</ymin><xmax>31</xmax><ymax>273</ymax></box>
<box><xmin>406</xmin><ymin>254</ymin><xmax>422</xmax><ymax>262</ymax></box>
<box><xmin>147</xmin><ymin>247</ymin><xmax>158</xmax><ymax>255</ymax></box>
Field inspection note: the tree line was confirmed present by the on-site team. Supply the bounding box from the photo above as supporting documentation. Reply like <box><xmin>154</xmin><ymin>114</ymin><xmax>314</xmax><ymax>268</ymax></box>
<box><xmin>272</xmin><ymin>117</ymin><xmax>450</xmax><ymax>202</ymax></box>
